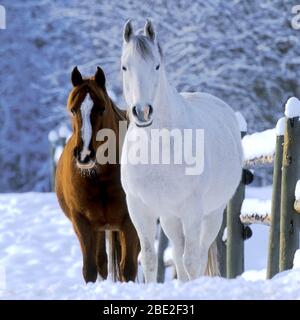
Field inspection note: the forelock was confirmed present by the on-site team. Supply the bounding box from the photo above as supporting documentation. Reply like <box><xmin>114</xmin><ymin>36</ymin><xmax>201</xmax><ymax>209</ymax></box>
<box><xmin>68</xmin><ymin>80</ymin><xmax>106</xmax><ymax>108</ymax></box>
<box><xmin>128</xmin><ymin>34</ymin><xmax>162</xmax><ymax>60</ymax></box>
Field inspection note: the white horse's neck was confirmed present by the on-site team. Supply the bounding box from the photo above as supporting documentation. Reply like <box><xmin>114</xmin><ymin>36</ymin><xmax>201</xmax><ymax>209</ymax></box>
<box><xmin>152</xmin><ymin>65</ymin><xmax>184</xmax><ymax>128</ymax></box>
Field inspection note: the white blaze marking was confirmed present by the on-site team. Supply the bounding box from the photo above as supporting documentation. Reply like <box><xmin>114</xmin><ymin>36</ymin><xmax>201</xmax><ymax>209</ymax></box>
<box><xmin>80</xmin><ymin>94</ymin><xmax>93</xmax><ymax>162</ymax></box>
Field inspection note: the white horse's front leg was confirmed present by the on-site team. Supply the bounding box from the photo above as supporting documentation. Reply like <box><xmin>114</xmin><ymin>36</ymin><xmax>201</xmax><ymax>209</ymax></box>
<box><xmin>181</xmin><ymin>212</ymin><xmax>202</xmax><ymax>280</ymax></box>
<box><xmin>126</xmin><ymin>194</ymin><xmax>157</xmax><ymax>283</ymax></box>
<box><xmin>199</xmin><ymin>206</ymin><xmax>225</xmax><ymax>276</ymax></box>
<box><xmin>160</xmin><ymin>216</ymin><xmax>188</xmax><ymax>281</ymax></box>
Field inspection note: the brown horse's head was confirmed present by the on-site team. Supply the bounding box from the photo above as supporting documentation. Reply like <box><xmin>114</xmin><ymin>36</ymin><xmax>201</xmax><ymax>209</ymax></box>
<box><xmin>67</xmin><ymin>66</ymin><xmax>113</xmax><ymax>170</ymax></box>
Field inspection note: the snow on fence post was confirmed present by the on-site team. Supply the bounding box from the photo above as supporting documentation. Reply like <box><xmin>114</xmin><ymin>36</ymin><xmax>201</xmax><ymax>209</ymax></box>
<box><xmin>226</xmin><ymin>113</ymin><xmax>247</xmax><ymax>278</ymax></box>
<box><xmin>279</xmin><ymin>98</ymin><xmax>300</xmax><ymax>272</ymax></box>
<box><xmin>267</xmin><ymin>117</ymin><xmax>284</xmax><ymax>279</ymax></box>
<box><xmin>294</xmin><ymin>181</ymin><xmax>300</xmax><ymax>213</ymax></box>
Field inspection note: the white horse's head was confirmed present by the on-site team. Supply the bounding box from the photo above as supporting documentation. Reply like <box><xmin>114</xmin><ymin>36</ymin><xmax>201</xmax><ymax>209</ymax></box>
<box><xmin>121</xmin><ymin>19</ymin><xmax>162</xmax><ymax>127</ymax></box>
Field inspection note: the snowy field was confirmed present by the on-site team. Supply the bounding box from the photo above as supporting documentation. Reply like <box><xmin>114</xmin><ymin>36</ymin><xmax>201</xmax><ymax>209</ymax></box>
<box><xmin>0</xmin><ymin>189</ymin><xmax>300</xmax><ymax>300</ymax></box>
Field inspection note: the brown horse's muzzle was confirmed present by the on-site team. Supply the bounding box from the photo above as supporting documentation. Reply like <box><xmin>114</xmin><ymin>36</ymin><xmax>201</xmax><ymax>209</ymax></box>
<box><xmin>73</xmin><ymin>146</ymin><xmax>96</xmax><ymax>170</ymax></box>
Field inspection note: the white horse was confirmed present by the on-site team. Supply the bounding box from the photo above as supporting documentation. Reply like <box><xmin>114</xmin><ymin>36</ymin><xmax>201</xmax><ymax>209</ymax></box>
<box><xmin>120</xmin><ymin>20</ymin><xmax>243</xmax><ymax>282</ymax></box>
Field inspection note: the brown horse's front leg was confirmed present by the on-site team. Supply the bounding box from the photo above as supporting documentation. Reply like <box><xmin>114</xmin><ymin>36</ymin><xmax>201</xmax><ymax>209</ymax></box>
<box><xmin>96</xmin><ymin>231</ymin><xmax>108</xmax><ymax>280</ymax></box>
<box><xmin>72</xmin><ymin>213</ymin><xmax>97</xmax><ymax>283</ymax></box>
<box><xmin>119</xmin><ymin>216</ymin><xmax>141</xmax><ymax>282</ymax></box>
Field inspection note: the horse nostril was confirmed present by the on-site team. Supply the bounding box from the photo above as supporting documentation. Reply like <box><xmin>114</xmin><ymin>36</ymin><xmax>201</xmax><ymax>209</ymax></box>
<box><xmin>81</xmin><ymin>155</ymin><xmax>90</xmax><ymax>164</ymax></box>
<box><xmin>148</xmin><ymin>105</ymin><xmax>153</xmax><ymax>115</ymax></box>
<box><xmin>89</xmin><ymin>149</ymin><xmax>95</xmax><ymax>159</ymax></box>
<box><xmin>132</xmin><ymin>106</ymin><xmax>138</xmax><ymax>117</ymax></box>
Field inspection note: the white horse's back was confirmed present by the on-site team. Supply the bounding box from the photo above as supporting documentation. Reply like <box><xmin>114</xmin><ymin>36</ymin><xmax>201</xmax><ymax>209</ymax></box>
<box><xmin>180</xmin><ymin>92</ymin><xmax>243</xmax><ymax>213</ymax></box>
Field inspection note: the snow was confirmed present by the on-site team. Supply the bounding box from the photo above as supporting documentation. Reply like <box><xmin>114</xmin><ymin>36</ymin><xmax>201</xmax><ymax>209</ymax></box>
<box><xmin>58</xmin><ymin>125</ymin><xmax>71</xmax><ymax>139</ymax></box>
<box><xmin>244</xmin><ymin>186</ymin><xmax>272</xmax><ymax>270</ymax></box>
<box><xmin>164</xmin><ymin>247</ymin><xmax>172</xmax><ymax>266</ymax></box>
<box><xmin>241</xmin><ymin>269</ymin><xmax>267</xmax><ymax>282</ymax></box>
<box><xmin>294</xmin><ymin>250</ymin><xmax>300</xmax><ymax>269</ymax></box>
<box><xmin>241</xmin><ymin>199</ymin><xmax>271</xmax><ymax>222</ymax></box>
<box><xmin>1</xmin><ymin>190</ymin><xmax>300</xmax><ymax>299</ymax></box>
<box><xmin>235</xmin><ymin>112</ymin><xmax>247</xmax><ymax>133</ymax></box>
<box><xmin>295</xmin><ymin>180</ymin><xmax>300</xmax><ymax>201</ymax></box>
<box><xmin>54</xmin><ymin>146</ymin><xmax>64</xmax><ymax>164</ymax></box>
<box><xmin>275</xmin><ymin>117</ymin><xmax>286</xmax><ymax>136</ymax></box>
<box><xmin>242</xmin><ymin>129</ymin><xmax>276</xmax><ymax>161</ymax></box>
<box><xmin>222</xmin><ymin>227</ymin><xmax>227</xmax><ymax>242</ymax></box>
<box><xmin>48</xmin><ymin>130</ymin><xmax>59</xmax><ymax>143</ymax></box>
<box><xmin>285</xmin><ymin>97</ymin><xmax>300</xmax><ymax>119</ymax></box>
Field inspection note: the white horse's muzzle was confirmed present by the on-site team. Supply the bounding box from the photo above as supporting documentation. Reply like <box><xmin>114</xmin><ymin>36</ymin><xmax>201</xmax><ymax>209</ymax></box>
<box><xmin>132</xmin><ymin>104</ymin><xmax>153</xmax><ymax>127</ymax></box>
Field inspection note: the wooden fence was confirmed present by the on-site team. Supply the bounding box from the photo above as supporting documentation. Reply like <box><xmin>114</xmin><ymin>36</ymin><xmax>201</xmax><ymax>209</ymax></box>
<box><xmin>49</xmin><ymin>99</ymin><xmax>300</xmax><ymax>280</ymax></box>
<box><xmin>223</xmin><ymin>102</ymin><xmax>300</xmax><ymax>279</ymax></box>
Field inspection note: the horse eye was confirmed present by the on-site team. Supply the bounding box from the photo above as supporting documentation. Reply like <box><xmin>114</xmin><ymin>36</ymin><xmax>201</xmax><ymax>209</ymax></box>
<box><xmin>122</xmin><ymin>66</ymin><xmax>127</xmax><ymax>71</ymax></box>
<box><xmin>156</xmin><ymin>64</ymin><xmax>160</xmax><ymax>70</ymax></box>
<box><xmin>71</xmin><ymin>107</ymin><xmax>76</xmax><ymax>115</ymax></box>
<box><xmin>96</xmin><ymin>105</ymin><xmax>105</xmax><ymax>114</ymax></box>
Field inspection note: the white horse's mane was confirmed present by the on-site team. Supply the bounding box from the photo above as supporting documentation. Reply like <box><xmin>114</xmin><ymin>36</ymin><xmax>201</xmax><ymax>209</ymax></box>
<box><xmin>124</xmin><ymin>33</ymin><xmax>163</xmax><ymax>60</ymax></box>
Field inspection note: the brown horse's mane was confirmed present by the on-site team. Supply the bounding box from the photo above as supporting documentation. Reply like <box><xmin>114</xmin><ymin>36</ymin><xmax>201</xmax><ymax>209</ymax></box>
<box><xmin>67</xmin><ymin>77</ymin><xmax>127</xmax><ymax>122</ymax></box>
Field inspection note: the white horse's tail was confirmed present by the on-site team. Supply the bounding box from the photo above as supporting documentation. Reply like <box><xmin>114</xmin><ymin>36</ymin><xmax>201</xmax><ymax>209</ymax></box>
<box><xmin>205</xmin><ymin>240</ymin><xmax>220</xmax><ymax>276</ymax></box>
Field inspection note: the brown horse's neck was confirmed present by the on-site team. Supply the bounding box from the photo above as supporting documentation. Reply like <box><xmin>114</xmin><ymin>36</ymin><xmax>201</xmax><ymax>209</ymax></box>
<box><xmin>103</xmin><ymin>98</ymin><xmax>127</xmax><ymax>139</ymax></box>
<box><xmin>108</xmin><ymin>98</ymin><xmax>127</xmax><ymax>124</ymax></box>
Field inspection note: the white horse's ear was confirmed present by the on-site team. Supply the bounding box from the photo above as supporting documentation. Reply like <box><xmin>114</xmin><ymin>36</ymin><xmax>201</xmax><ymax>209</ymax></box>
<box><xmin>144</xmin><ymin>19</ymin><xmax>155</xmax><ymax>41</ymax></box>
<box><xmin>123</xmin><ymin>19</ymin><xmax>133</xmax><ymax>43</ymax></box>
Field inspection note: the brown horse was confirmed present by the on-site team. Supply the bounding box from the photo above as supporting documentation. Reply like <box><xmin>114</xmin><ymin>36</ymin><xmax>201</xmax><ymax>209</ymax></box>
<box><xmin>55</xmin><ymin>66</ymin><xmax>140</xmax><ymax>283</ymax></box>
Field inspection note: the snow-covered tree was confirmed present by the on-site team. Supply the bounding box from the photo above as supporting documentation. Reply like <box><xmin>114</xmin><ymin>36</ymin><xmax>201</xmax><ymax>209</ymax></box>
<box><xmin>0</xmin><ymin>0</ymin><xmax>299</xmax><ymax>191</ymax></box>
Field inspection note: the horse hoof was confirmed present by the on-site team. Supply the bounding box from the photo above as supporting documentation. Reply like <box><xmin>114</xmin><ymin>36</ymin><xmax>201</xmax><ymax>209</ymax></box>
<box><xmin>83</xmin><ymin>266</ymin><xmax>98</xmax><ymax>283</ymax></box>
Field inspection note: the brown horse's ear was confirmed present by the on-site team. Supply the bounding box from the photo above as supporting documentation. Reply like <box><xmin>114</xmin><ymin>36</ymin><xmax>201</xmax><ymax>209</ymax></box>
<box><xmin>95</xmin><ymin>66</ymin><xmax>106</xmax><ymax>89</ymax></box>
<box><xmin>71</xmin><ymin>66</ymin><xmax>83</xmax><ymax>87</ymax></box>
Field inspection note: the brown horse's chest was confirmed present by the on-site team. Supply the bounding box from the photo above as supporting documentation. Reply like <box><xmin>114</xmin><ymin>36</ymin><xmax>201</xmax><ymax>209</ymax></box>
<box><xmin>56</xmin><ymin>145</ymin><xmax>128</xmax><ymax>229</ymax></box>
<box><xmin>71</xmin><ymin>179</ymin><xmax>127</xmax><ymax>227</ymax></box>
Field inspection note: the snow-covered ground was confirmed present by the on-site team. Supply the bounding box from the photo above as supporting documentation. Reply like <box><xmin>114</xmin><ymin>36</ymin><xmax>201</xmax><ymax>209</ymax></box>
<box><xmin>0</xmin><ymin>189</ymin><xmax>300</xmax><ymax>300</ymax></box>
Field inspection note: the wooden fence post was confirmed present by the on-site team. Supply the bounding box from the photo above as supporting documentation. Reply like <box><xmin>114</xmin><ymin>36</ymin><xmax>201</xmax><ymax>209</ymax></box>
<box><xmin>217</xmin><ymin>209</ymin><xmax>227</xmax><ymax>277</ymax></box>
<box><xmin>157</xmin><ymin>226</ymin><xmax>169</xmax><ymax>283</ymax></box>
<box><xmin>50</xmin><ymin>142</ymin><xmax>56</xmax><ymax>191</ymax></box>
<box><xmin>279</xmin><ymin>116</ymin><xmax>300</xmax><ymax>272</ymax></box>
<box><xmin>226</xmin><ymin>181</ymin><xmax>245</xmax><ymax>278</ymax></box>
<box><xmin>226</xmin><ymin>131</ymin><xmax>246</xmax><ymax>278</ymax></box>
<box><xmin>267</xmin><ymin>119</ymin><xmax>284</xmax><ymax>279</ymax></box>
